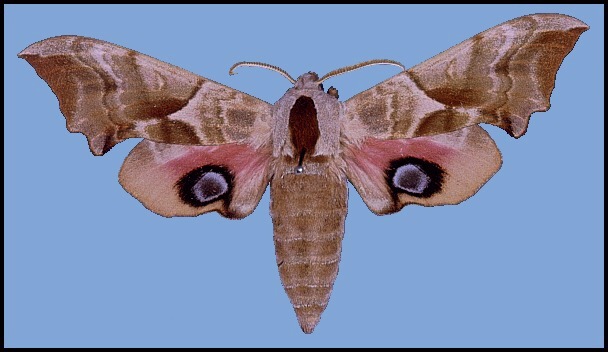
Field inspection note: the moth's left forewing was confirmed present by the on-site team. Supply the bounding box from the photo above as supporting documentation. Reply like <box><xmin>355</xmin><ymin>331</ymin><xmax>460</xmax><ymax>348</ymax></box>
<box><xmin>342</xmin><ymin>14</ymin><xmax>589</xmax><ymax>143</ymax></box>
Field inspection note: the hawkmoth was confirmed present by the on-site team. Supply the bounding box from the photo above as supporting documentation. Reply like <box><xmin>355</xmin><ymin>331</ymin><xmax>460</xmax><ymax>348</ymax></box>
<box><xmin>18</xmin><ymin>13</ymin><xmax>588</xmax><ymax>334</ymax></box>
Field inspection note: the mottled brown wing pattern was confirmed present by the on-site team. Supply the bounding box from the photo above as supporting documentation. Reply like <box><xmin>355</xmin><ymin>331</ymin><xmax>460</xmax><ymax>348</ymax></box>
<box><xmin>342</xmin><ymin>14</ymin><xmax>588</xmax><ymax>143</ymax></box>
<box><xmin>18</xmin><ymin>36</ymin><xmax>272</xmax><ymax>155</ymax></box>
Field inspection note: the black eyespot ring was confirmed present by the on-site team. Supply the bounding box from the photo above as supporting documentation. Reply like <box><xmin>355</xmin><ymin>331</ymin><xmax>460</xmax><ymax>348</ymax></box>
<box><xmin>176</xmin><ymin>165</ymin><xmax>233</xmax><ymax>207</ymax></box>
<box><xmin>386</xmin><ymin>157</ymin><xmax>444</xmax><ymax>198</ymax></box>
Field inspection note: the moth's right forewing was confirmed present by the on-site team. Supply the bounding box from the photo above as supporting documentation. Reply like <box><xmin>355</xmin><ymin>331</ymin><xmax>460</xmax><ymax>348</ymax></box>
<box><xmin>19</xmin><ymin>36</ymin><xmax>273</xmax><ymax>155</ymax></box>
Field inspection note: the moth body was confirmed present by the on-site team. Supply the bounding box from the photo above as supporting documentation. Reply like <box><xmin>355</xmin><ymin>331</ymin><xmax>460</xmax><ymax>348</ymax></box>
<box><xmin>269</xmin><ymin>72</ymin><xmax>348</xmax><ymax>333</ymax></box>
<box><xmin>270</xmin><ymin>159</ymin><xmax>347</xmax><ymax>334</ymax></box>
<box><xmin>272</xmin><ymin>72</ymin><xmax>342</xmax><ymax>160</ymax></box>
<box><xmin>18</xmin><ymin>13</ymin><xmax>588</xmax><ymax>334</ymax></box>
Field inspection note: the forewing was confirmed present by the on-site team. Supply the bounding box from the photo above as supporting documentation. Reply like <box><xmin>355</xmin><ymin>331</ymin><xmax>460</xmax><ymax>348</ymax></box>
<box><xmin>18</xmin><ymin>36</ymin><xmax>272</xmax><ymax>155</ymax></box>
<box><xmin>342</xmin><ymin>14</ymin><xmax>588</xmax><ymax>142</ymax></box>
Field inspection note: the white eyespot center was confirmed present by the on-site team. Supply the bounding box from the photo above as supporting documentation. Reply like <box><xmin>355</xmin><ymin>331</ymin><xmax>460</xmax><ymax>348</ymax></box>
<box><xmin>393</xmin><ymin>164</ymin><xmax>430</xmax><ymax>194</ymax></box>
<box><xmin>192</xmin><ymin>172</ymin><xmax>228</xmax><ymax>203</ymax></box>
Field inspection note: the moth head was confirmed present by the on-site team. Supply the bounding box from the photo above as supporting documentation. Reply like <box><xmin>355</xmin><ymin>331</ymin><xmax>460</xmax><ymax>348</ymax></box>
<box><xmin>294</xmin><ymin>72</ymin><xmax>321</xmax><ymax>90</ymax></box>
<box><xmin>295</xmin><ymin>73</ymin><xmax>338</xmax><ymax>98</ymax></box>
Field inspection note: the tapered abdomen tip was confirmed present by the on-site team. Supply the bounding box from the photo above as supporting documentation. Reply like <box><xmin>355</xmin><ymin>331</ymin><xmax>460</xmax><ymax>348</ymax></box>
<box><xmin>295</xmin><ymin>305</ymin><xmax>325</xmax><ymax>334</ymax></box>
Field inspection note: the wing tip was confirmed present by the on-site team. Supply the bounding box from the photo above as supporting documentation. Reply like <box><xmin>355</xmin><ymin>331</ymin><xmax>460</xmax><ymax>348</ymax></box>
<box><xmin>528</xmin><ymin>13</ymin><xmax>590</xmax><ymax>30</ymax></box>
<box><xmin>18</xmin><ymin>35</ymin><xmax>87</xmax><ymax>58</ymax></box>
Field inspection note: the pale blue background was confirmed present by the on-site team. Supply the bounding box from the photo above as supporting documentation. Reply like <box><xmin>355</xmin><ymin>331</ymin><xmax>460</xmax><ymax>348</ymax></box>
<box><xmin>4</xmin><ymin>4</ymin><xmax>604</xmax><ymax>348</ymax></box>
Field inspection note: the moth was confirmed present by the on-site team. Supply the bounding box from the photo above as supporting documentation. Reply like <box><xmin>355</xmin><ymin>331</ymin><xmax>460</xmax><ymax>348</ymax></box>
<box><xmin>19</xmin><ymin>13</ymin><xmax>587</xmax><ymax>333</ymax></box>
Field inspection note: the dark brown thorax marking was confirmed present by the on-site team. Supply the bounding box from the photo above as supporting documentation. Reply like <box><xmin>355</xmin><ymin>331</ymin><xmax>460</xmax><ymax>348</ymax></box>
<box><xmin>288</xmin><ymin>96</ymin><xmax>320</xmax><ymax>169</ymax></box>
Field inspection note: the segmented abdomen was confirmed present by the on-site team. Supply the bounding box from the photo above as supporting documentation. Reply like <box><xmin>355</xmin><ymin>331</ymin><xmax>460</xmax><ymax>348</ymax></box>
<box><xmin>270</xmin><ymin>169</ymin><xmax>347</xmax><ymax>334</ymax></box>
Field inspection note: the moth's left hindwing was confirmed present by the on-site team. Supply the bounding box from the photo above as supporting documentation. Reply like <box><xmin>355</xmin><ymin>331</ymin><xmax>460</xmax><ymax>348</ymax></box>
<box><xmin>343</xmin><ymin>126</ymin><xmax>501</xmax><ymax>215</ymax></box>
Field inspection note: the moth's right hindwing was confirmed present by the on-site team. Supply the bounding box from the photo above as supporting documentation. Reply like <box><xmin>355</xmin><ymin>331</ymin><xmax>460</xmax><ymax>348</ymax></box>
<box><xmin>119</xmin><ymin>141</ymin><xmax>272</xmax><ymax>218</ymax></box>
